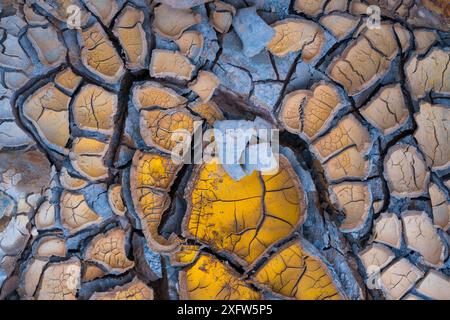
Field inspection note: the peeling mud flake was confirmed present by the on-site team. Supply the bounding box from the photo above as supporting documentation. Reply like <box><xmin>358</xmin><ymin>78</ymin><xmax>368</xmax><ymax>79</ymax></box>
<box><xmin>253</xmin><ymin>240</ymin><xmax>343</xmax><ymax>300</ymax></box>
<box><xmin>414</xmin><ymin>102</ymin><xmax>450</xmax><ymax>172</ymax></box>
<box><xmin>329</xmin><ymin>182</ymin><xmax>371</xmax><ymax>233</ymax></box>
<box><xmin>26</xmin><ymin>25</ymin><xmax>66</xmax><ymax>68</ymax></box>
<box><xmin>69</xmin><ymin>137</ymin><xmax>109</xmax><ymax>181</ymax></box>
<box><xmin>401</xmin><ymin>211</ymin><xmax>446</xmax><ymax>267</ymax></box>
<box><xmin>60</xmin><ymin>191</ymin><xmax>102</xmax><ymax>234</ymax></box>
<box><xmin>150</xmin><ymin>50</ymin><xmax>195</xmax><ymax>81</ymax></box>
<box><xmin>379</xmin><ymin>258</ymin><xmax>424</xmax><ymax>300</ymax></box>
<box><xmin>416</xmin><ymin>270</ymin><xmax>450</xmax><ymax>300</ymax></box>
<box><xmin>73</xmin><ymin>84</ymin><xmax>118</xmax><ymax>135</ymax></box>
<box><xmin>328</xmin><ymin>24</ymin><xmax>398</xmax><ymax>96</ymax></box>
<box><xmin>429</xmin><ymin>183</ymin><xmax>450</xmax><ymax>230</ymax></box>
<box><xmin>279</xmin><ymin>82</ymin><xmax>345</xmax><ymax>141</ymax></box>
<box><xmin>373</xmin><ymin>212</ymin><xmax>403</xmax><ymax>249</ymax></box>
<box><xmin>405</xmin><ymin>48</ymin><xmax>450</xmax><ymax>100</ymax></box>
<box><xmin>79</xmin><ymin>23</ymin><xmax>125</xmax><ymax>84</ymax></box>
<box><xmin>179</xmin><ymin>254</ymin><xmax>261</xmax><ymax>300</ymax></box>
<box><xmin>188</xmin><ymin>71</ymin><xmax>220</xmax><ymax>102</ymax></box>
<box><xmin>113</xmin><ymin>5</ymin><xmax>148</xmax><ymax>71</ymax></box>
<box><xmin>312</xmin><ymin>114</ymin><xmax>371</xmax><ymax>163</ymax></box>
<box><xmin>319</xmin><ymin>13</ymin><xmax>360</xmax><ymax>41</ymax></box>
<box><xmin>358</xmin><ymin>243</ymin><xmax>395</xmax><ymax>277</ymax></box>
<box><xmin>84</xmin><ymin>228</ymin><xmax>134</xmax><ymax>274</ymax></box>
<box><xmin>267</xmin><ymin>18</ymin><xmax>325</xmax><ymax>61</ymax></box>
<box><xmin>36</xmin><ymin>258</ymin><xmax>81</xmax><ymax>300</ymax></box>
<box><xmin>130</xmin><ymin>151</ymin><xmax>182</xmax><ymax>252</ymax></box>
<box><xmin>383</xmin><ymin>144</ymin><xmax>430</xmax><ymax>198</ymax></box>
<box><xmin>90</xmin><ymin>278</ymin><xmax>154</xmax><ymax>300</ymax></box>
<box><xmin>132</xmin><ymin>81</ymin><xmax>187</xmax><ymax>110</ymax></box>
<box><xmin>23</xmin><ymin>83</ymin><xmax>71</xmax><ymax>154</ymax></box>
<box><xmin>360</xmin><ymin>84</ymin><xmax>409</xmax><ymax>135</ymax></box>
<box><xmin>153</xmin><ymin>4</ymin><xmax>201</xmax><ymax>40</ymax></box>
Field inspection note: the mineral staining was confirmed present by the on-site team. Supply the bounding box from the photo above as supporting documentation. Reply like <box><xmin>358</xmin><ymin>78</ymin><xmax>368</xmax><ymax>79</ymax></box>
<box><xmin>0</xmin><ymin>0</ymin><xmax>448</xmax><ymax>301</ymax></box>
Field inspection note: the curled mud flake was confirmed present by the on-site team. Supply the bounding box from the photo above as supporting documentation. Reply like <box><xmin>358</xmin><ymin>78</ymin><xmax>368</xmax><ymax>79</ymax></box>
<box><xmin>323</xmin><ymin>146</ymin><xmax>369</xmax><ymax>181</ymax></box>
<box><xmin>0</xmin><ymin>34</ymin><xmax>31</xmax><ymax>71</ymax></box>
<box><xmin>35</xmin><ymin>237</ymin><xmax>66</xmax><ymax>259</ymax></box>
<box><xmin>26</xmin><ymin>25</ymin><xmax>67</xmax><ymax>68</ymax></box>
<box><xmin>0</xmin><ymin>215</ymin><xmax>29</xmax><ymax>256</ymax></box>
<box><xmin>0</xmin><ymin>121</ymin><xmax>33</xmax><ymax>149</ymax></box>
<box><xmin>59</xmin><ymin>167</ymin><xmax>88</xmax><ymax>191</ymax></box>
<box><xmin>183</xmin><ymin>156</ymin><xmax>306</xmax><ymax>267</ymax></box>
<box><xmin>416</xmin><ymin>270</ymin><xmax>450</xmax><ymax>300</ymax></box>
<box><xmin>210</xmin><ymin>1</ymin><xmax>236</xmax><ymax>34</ymax></box>
<box><xmin>169</xmin><ymin>244</ymin><xmax>202</xmax><ymax>267</ymax></box>
<box><xmin>23</xmin><ymin>5</ymin><xmax>48</xmax><ymax>26</ymax></box>
<box><xmin>280</xmin><ymin>83</ymin><xmax>345</xmax><ymax>141</ymax></box>
<box><xmin>155</xmin><ymin>0</ymin><xmax>213</xmax><ymax>8</ymax></box>
<box><xmin>140</xmin><ymin>108</ymin><xmax>199</xmax><ymax>154</ymax></box>
<box><xmin>179</xmin><ymin>254</ymin><xmax>261</xmax><ymax>300</ymax></box>
<box><xmin>130</xmin><ymin>151</ymin><xmax>182</xmax><ymax>252</ymax></box>
<box><xmin>131</xmin><ymin>151</ymin><xmax>182</xmax><ymax>192</ymax></box>
<box><xmin>279</xmin><ymin>90</ymin><xmax>308</xmax><ymax>134</ymax></box>
<box><xmin>73</xmin><ymin>84</ymin><xmax>117</xmax><ymax>135</ymax></box>
<box><xmin>153</xmin><ymin>4</ymin><xmax>201</xmax><ymax>40</ymax></box>
<box><xmin>319</xmin><ymin>13</ymin><xmax>360</xmax><ymax>41</ymax></box>
<box><xmin>175</xmin><ymin>31</ymin><xmax>204</xmax><ymax>59</ymax></box>
<box><xmin>312</xmin><ymin>114</ymin><xmax>371</xmax><ymax>163</ymax></box>
<box><xmin>413</xmin><ymin>29</ymin><xmax>439</xmax><ymax>55</ymax></box>
<box><xmin>84</xmin><ymin>228</ymin><xmax>134</xmax><ymax>274</ymax></box>
<box><xmin>55</xmin><ymin>69</ymin><xmax>82</xmax><ymax>94</ymax></box>
<box><xmin>69</xmin><ymin>137</ymin><xmax>109</xmax><ymax>181</ymax></box>
<box><xmin>360</xmin><ymin>84</ymin><xmax>409</xmax><ymax>135</ymax></box>
<box><xmin>294</xmin><ymin>0</ymin><xmax>327</xmax><ymax>16</ymax></box>
<box><xmin>379</xmin><ymin>258</ymin><xmax>424</xmax><ymax>300</ymax></box>
<box><xmin>0</xmin><ymin>148</ymin><xmax>51</xmax><ymax>202</ymax></box>
<box><xmin>23</xmin><ymin>83</ymin><xmax>71</xmax><ymax>154</ymax></box>
<box><xmin>383</xmin><ymin>144</ymin><xmax>430</xmax><ymax>198</ymax></box>
<box><xmin>189</xmin><ymin>100</ymin><xmax>225</xmax><ymax>125</ymax></box>
<box><xmin>60</xmin><ymin>191</ymin><xmax>102</xmax><ymax>234</ymax></box>
<box><xmin>108</xmin><ymin>184</ymin><xmax>126</xmax><ymax>217</ymax></box>
<box><xmin>429</xmin><ymin>183</ymin><xmax>450</xmax><ymax>230</ymax></box>
<box><xmin>414</xmin><ymin>102</ymin><xmax>450</xmax><ymax>172</ymax></box>
<box><xmin>328</xmin><ymin>24</ymin><xmax>398</xmax><ymax>96</ymax></box>
<box><xmin>329</xmin><ymin>182</ymin><xmax>371</xmax><ymax>233</ymax></box>
<box><xmin>82</xmin><ymin>263</ymin><xmax>106</xmax><ymax>282</ymax></box>
<box><xmin>393</xmin><ymin>23</ymin><xmax>412</xmax><ymax>53</ymax></box>
<box><xmin>113</xmin><ymin>5</ymin><xmax>148</xmax><ymax>71</ymax></box>
<box><xmin>267</xmin><ymin>18</ymin><xmax>325</xmax><ymax>61</ymax></box>
<box><xmin>405</xmin><ymin>48</ymin><xmax>450</xmax><ymax>100</ymax></box>
<box><xmin>90</xmin><ymin>277</ymin><xmax>154</xmax><ymax>300</ymax></box>
<box><xmin>373</xmin><ymin>212</ymin><xmax>402</xmax><ymax>249</ymax></box>
<box><xmin>80</xmin><ymin>23</ymin><xmax>125</xmax><ymax>84</ymax></box>
<box><xmin>36</xmin><ymin>258</ymin><xmax>81</xmax><ymax>300</ymax></box>
<box><xmin>150</xmin><ymin>49</ymin><xmax>195</xmax><ymax>81</ymax></box>
<box><xmin>401</xmin><ymin>211</ymin><xmax>447</xmax><ymax>267</ymax></box>
<box><xmin>19</xmin><ymin>258</ymin><xmax>48</xmax><ymax>298</ymax></box>
<box><xmin>188</xmin><ymin>71</ymin><xmax>220</xmax><ymax>102</ymax></box>
<box><xmin>358</xmin><ymin>243</ymin><xmax>395</xmax><ymax>277</ymax></box>
<box><xmin>232</xmin><ymin>6</ymin><xmax>275</xmax><ymax>58</ymax></box>
<box><xmin>84</xmin><ymin>0</ymin><xmax>119</xmax><ymax>26</ymax></box>
<box><xmin>132</xmin><ymin>81</ymin><xmax>187</xmax><ymax>110</ymax></box>
<box><xmin>253</xmin><ymin>240</ymin><xmax>343</xmax><ymax>300</ymax></box>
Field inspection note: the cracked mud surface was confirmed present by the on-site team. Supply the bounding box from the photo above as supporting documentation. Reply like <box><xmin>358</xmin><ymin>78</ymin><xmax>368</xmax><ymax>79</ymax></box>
<box><xmin>0</xmin><ymin>0</ymin><xmax>449</xmax><ymax>300</ymax></box>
